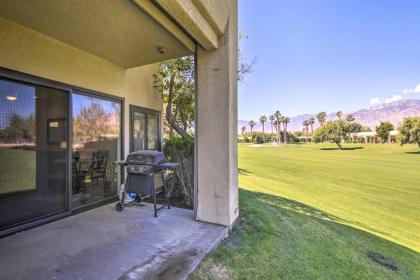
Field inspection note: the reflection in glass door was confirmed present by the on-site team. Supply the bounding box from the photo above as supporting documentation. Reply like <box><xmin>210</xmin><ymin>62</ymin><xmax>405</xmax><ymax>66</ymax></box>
<box><xmin>147</xmin><ymin>114</ymin><xmax>159</xmax><ymax>150</ymax></box>
<box><xmin>72</xmin><ymin>93</ymin><xmax>121</xmax><ymax>208</ymax></box>
<box><xmin>132</xmin><ymin>111</ymin><xmax>146</xmax><ymax>151</ymax></box>
<box><xmin>0</xmin><ymin>78</ymin><xmax>68</xmax><ymax>230</ymax></box>
<box><xmin>130</xmin><ymin>105</ymin><xmax>160</xmax><ymax>152</ymax></box>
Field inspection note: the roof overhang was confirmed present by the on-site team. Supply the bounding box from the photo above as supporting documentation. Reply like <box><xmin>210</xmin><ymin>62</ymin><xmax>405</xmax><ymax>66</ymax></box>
<box><xmin>133</xmin><ymin>0</ymin><xmax>230</xmax><ymax>50</ymax></box>
<box><xmin>0</xmin><ymin>0</ymin><xmax>197</xmax><ymax>68</ymax></box>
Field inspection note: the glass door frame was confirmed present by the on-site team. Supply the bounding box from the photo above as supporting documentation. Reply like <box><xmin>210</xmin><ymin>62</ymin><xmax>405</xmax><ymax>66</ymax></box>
<box><xmin>129</xmin><ymin>105</ymin><xmax>162</xmax><ymax>152</ymax></box>
<box><xmin>0</xmin><ymin>67</ymin><xmax>125</xmax><ymax>236</ymax></box>
<box><xmin>70</xmin><ymin>90</ymin><xmax>124</xmax><ymax>213</ymax></box>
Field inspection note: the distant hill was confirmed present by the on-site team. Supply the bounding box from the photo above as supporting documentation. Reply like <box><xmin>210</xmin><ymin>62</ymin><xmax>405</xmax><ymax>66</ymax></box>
<box><xmin>239</xmin><ymin>99</ymin><xmax>420</xmax><ymax>134</ymax></box>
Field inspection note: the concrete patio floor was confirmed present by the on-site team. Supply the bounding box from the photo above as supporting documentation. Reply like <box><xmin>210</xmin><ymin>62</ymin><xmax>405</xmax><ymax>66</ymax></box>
<box><xmin>0</xmin><ymin>203</ymin><xmax>227</xmax><ymax>280</ymax></box>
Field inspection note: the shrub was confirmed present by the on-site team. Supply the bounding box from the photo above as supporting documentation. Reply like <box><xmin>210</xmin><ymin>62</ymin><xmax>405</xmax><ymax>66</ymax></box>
<box><xmin>293</xmin><ymin>131</ymin><xmax>303</xmax><ymax>138</ymax></box>
<box><xmin>314</xmin><ymin>120</ymin><xmax>349</xmax><ymax>148</ymax></box>
<box><xmin>255</xmin><ymin>133</ymin><xmax>263</xmax><ymax>144</ymax></box>
<box><xmin>376</xmin><ymin>122</ymin><xmax>394</xmax><ymax>142</ymax></box>
<box><xmin>399</xmin><ymin>117</ymin><xmax>420</xmax><ymax>149</ymax></box>
<box><xmin>163</xmin><ymin>136</ymin><xmax>194</xmax><ymax>207</ymax></box>
<box><xmin>288</xmin><ymin>133</ymin><xmax>299</xmax><ymax>144</ymax></box>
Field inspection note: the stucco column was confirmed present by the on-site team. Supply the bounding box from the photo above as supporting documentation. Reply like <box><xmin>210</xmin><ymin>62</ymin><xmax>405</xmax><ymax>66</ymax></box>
<box><xmin>195</xmin><ymin>0</ymin><xmax>239</xmax><ymax>226</ymax></box>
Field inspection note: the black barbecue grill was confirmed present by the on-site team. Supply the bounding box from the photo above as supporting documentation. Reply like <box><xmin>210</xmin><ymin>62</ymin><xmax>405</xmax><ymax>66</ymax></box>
<box><xmin>114</xmin><ymin>150</ymin><xmax>179</xmax><ymax>217</ymax></box>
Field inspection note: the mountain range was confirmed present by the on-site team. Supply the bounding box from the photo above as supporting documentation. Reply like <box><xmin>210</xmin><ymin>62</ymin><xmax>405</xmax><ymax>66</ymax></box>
<box><xmin>238</xmin><ymin>99</ymin><xmax>420</xmax><ymax>134</ymax></box>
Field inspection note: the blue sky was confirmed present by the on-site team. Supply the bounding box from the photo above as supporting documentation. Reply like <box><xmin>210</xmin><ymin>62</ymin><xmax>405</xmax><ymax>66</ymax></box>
<box><xmin>0</xmin><ymin>80</ymin><xmax>35</xmax><ymax>128</ymax></box>
<box><xmin>72</xmin><ymin>94</ymin><xmax>120</xmax><ymax>118</ymax></box>
<box><xmin>238</xmin><ymin>0</ymin><xmax>420</xmax><ymax>120</ymax></box>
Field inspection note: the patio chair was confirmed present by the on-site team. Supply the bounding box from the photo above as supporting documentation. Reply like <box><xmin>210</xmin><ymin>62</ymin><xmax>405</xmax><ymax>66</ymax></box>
<box><xmin>80</xmin><ymin>150</ymin><xmax>109</xmax><ymax>188</ymax></box>
<box><xmin>72</xmin><ymin>152</ymin><xmax>82</xmax><ymax>193</ymax></box>
<box><xmin>91</xmin><ymin>150</ymin><xmax>109</xmax><ymax>186</ymax></box>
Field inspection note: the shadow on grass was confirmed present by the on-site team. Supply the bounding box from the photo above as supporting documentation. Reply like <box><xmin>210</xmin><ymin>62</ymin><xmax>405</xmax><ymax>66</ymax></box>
<box><xmin>405</xmin><ymin>151</ymin><xmax>420</xmax><ymax>155</ymax></box>
<box><xmin>249</xmin><ymin>189</ymin><xmax>347</xmax><ymax>224</ymax></box>
<box><xmin>229</xmin><ymin>189</ymin><xmax>420</xmax><ymax>278</ymax></box>
<box><xmin>249</xmin><ymin>189</ymin><xmax>390</xmax><ymax>238</ymax></box>
<box><xmin>320</xmin><ymin>147</ymin><xmax>364</xmax><ymax>151</ymax></box>
<box><xmin>238</xmin><ymin>168</ymin><xmax>252</xmax><ymax>176</ymax></box>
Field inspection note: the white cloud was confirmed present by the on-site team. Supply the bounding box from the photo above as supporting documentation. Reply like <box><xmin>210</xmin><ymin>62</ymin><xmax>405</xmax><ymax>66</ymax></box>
<box><xmin>402</xmin><ymin>88</ymin><xmax>413</xmax><ymax>94</ymax></box>
<box><xmin>401</xmin><ymin>83</ymin><xmax>420</xmax><ymax>94</ymax></box>
<box><xmin>369</xmin><ymin>97</ymin><xmax>381</xmax><ymax>105</ymax></box>
<box><xmin>384</xmin><ymin>95</ymin><xmax>403</xmax><ymax>104</ymax></box>
<box><xmin>369</xmin><ymin>83</ymin><xmax>420</xmax><ymax>106</ymax></box>
<box><xmin>369</xmin><ymin>94</ymin><xmax>405</xmax><ymax>107</ymax></box>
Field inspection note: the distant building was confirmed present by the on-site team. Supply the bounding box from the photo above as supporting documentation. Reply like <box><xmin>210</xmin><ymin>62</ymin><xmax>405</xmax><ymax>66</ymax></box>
<box><xmin>350</xmin><ymin>130</ymin><xmax>399</xmax><ymax>143</ymax></box>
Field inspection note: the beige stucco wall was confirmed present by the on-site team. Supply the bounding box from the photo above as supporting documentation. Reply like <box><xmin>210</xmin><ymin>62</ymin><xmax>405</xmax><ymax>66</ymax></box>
<box><xmin>195</xmin><ymin>0</ymin><xmax>238</xmax><ymax>226</ymax></box>
<box><xmin>0</xmin><ymin>16</ymin><xmax>162</xmax><ymax>157</ymax></box>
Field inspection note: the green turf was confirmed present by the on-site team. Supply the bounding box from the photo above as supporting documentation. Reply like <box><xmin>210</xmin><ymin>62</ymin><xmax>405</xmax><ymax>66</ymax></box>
<box><xmin>0</xmin><ymin>148</ymin><xmax>36</xmax><ymax>194</ymax></box>
<box><xmin>190</xmin><ymin>143</ymin><xmax>420</xmax><ymax>280</ymax></box>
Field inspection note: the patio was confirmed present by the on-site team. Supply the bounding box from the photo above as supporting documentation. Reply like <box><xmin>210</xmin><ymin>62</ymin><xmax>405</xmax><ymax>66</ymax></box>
<box><xmin>0</xmin><ymin>203</ymin><xmax>227</xmax><ymax>280</ymax></box>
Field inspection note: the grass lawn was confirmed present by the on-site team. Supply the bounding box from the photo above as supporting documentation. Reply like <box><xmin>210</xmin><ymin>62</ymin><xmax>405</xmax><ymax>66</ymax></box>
<box><xmin>191</xmin><ymin>143</ymin><xmax>420</xmax><ymax>280</ymax></box>
<box><xmin>0</xmin><ymin>148</ymin><xmax>35</xmax><ymax>194</ymax></box>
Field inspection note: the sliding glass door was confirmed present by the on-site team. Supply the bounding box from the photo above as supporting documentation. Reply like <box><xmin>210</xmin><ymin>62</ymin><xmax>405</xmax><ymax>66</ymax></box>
<box><xmin>0</xmin><ymin>78</ymin><xmax>68</xmax><ymax>230</ymax></box>
<box><xmin>130</xmin><ymin>105</ymin><xmax>161</xmax><ymax>152</ymax></box>
<box><xmin>71</xmin><ymin>93</ymin><xmax>121</xmax><ymax>208</ymax></box>
<box><xmin>0</xmin><ymin>71</ymin><xmax>124</xmax><ymax>233</ymax></box>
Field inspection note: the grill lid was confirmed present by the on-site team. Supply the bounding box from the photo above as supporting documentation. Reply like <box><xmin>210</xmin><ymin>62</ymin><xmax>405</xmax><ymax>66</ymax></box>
<box><xmin>125</xmin><ymin>150</ymin><xmax>166</xmax><ymax>166</ymax></box>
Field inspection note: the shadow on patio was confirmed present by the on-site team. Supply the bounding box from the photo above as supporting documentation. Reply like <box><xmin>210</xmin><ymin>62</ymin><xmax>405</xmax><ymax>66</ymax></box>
<box><xmin>0</xmin><ymin>203</ymin><xmax>227</xmax><ymax>280</ymax></box>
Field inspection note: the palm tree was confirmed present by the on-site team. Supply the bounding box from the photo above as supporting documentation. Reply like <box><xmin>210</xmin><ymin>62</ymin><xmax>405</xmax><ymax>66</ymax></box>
<box><xmin>303</xmin><ymin>120</ymin><xmax>309</xmax><ymax>135</ymax></box>
<box><xmin>308</xmin><ymin>117</ymin><xmax>315</xmax><ymax>136</ymax></box>
<box><xmin>283</xmin><ymin>116</ymin><xmax>290</xmax><ymax>144</ymax></box>
<box><xmin>274</xmin><ymin>120</ymin><xmax>279</xmax><ymax>133</ymax></box>
<box><xmin>303</xmin><ymin>120</ymin><xmax>310</xmax><ymax>143</ymax></box>
<box><xmin>259</xmin><ymin>115</ymin><xmax>267</xmax><ymax>143</ymax></box>
<box><xmin>346</xmin><ymin>114</ymin><xmax>355</xmax><ymax>139</ymax></box>
<box><xmin>336</xmin><ymin>111</ymin><xmax>343</xmax><ymax>120</ymax></box>
<box><xmin>241</xmin><ymin>126</ymin><xmax>246</xmax><ymax>136</ymax></box>
<box><xmin>248</xmin><ymin>120</ymin><xmax>256</xmax><ymax>143</ymax></box>
<box><xmin>279</xmin><ymin>115</ymin><xmax>285</xmax><ymax>143</ymax></box>
<box><xmin>269</xmin><ymin>115</ymin><xmax>275</xmax><ymax>135</ymax></box>
<box><xmin>346</xmin><ymin>114</ymin><xmax>355</xmax><ymax>123</ymax></box>
<box><xmin>274</xmin><ymin>110</ymin><xmax>282</xmax><ymax>143</ymax></box>
<box><xmin>317</xmin><ymin>111</ymin><xmax>327</xmax><ymax>127</ymax></box>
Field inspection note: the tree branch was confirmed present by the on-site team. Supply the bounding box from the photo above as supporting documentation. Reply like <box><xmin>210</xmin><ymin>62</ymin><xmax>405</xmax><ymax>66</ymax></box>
<box><xmin>166</xmin><ymin>75</ymin><xmax>191</xmax><ymax>140</ymax></box>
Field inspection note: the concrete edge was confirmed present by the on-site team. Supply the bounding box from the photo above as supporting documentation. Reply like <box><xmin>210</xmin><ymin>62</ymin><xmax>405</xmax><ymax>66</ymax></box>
<box><xmin>185</xmin><ymin>226</ymin><xmax>229</xmax><ymax>279</ymax></box>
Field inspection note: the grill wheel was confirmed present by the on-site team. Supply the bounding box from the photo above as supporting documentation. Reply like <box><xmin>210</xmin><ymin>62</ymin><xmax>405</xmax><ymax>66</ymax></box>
<box><xmin>115</xmin><ymin>202</ymin><xmax>123</xmax><ymax>212</ymax></box>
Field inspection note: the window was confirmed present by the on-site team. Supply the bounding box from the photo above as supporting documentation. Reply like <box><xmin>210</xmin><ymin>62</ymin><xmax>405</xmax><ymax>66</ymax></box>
<box><xmin>130</xmin><ymin>105</ymin><xmax>161</xmax><ymax>152</ymax></box>
<box><xmin>0</xmin><ymin>78</ymin><xmax>68</xmax><ymax>229</ymax></box>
